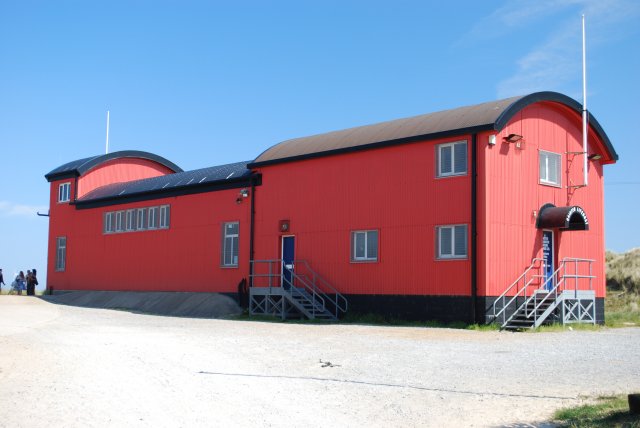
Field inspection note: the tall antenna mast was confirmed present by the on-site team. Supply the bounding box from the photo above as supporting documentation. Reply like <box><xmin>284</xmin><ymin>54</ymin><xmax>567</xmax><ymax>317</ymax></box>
<box><xmin>582</xmin><ymin>14</ymin><xmax>588</xmax><ymax>187</ymax></box>
<box><xmin>105</xmin><ymin>110</ymin><xmax>110</xmax><ymax>154</ymax></box>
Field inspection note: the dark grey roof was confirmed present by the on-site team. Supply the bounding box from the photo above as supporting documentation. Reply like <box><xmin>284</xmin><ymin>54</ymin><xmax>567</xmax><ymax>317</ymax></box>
<box><xmin>45</xmin><ymin>150</ymin><xmax>183</xmax><ymax>182</ymax></box>
<box><xmin>77</xmin><ymin>161</ymin><xmax>252</xmax><ymax>204</ymax></box>
<box><xmin>250</xmin><ymin>92</ymin><xmax>617</xmax><ymax>167</ymax></box>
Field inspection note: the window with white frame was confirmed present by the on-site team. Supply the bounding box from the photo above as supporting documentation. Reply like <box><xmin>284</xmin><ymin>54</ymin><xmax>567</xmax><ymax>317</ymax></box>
<box><xmin>115</xmin><ymin>211</ymin><xmax>125</xmax><ymax>232</ymax></box>
<box><xmin>55</xmin><ymin>236</ymin><xmax>66</xmax><ymax>271</ymax></box>
<box><xmin>58</xmin><ymin>182</ymin><xmax>71</xmax><ymax>203</ymax></box>
<box><xmin>104</xmin><ymin>212</ymin><xmax>114</xmax><ymax>234</ymax></box>
<box><xmin>539</xmin><ymin>150</ymin><xmax>561</xmax><ymax>186</ymax></box>
<box><xmin>148</xmin><ymin>207</ymin><xmax>159</xmax><ymax>229</ymax></box>
<box><xmin>437</xmin><ymin>141</ymin><xmax>467</xmax><ymax>177</ymax></box>
<box><xmin>436</xmin><ymin>225</ymin><xmax>467</xmax><ymax>259</ymax></box>
<box><xmin>159</xmin><ymin>205</ymin><xmax>170</xmax><ymax>229</ymax></box>
<box><xmin>137</xmin><ymin>208</ymin><xmax>148</xmax><ymax>230</ymax></box>
<box><xmin>221</xmin><ymin>222</ymin><xmax>239</xmax><ymax>267</ymax></box>
<box><xmin>351</xmin><ymin>230</ymin><xmax>379</xmax><ymax>262</ymax></box>
<box><xmin>126</xmin><ymin>209</ymin><xmax>137</xmax><ymax>231</ymax></box>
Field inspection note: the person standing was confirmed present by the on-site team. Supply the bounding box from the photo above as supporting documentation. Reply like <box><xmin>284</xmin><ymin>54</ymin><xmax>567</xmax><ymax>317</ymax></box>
<box><xmin>16</xmin><ymin>271</ymin><xmax>25</xmax><ymax>295</ymax></box>
<box><xmin>0</xmin><ymin>268</ymin><xmax>5</xmax><ymax>292</ymax></box>
<box><xmin>27</xmin><ymin>268</ymin><xmax>38</xmax><ymax>296</ymax></box>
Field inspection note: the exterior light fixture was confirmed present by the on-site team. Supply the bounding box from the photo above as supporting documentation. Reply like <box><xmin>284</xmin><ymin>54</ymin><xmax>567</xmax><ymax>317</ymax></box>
<box><xmin>503</xmin><ymin>133</ymin><xmax>525</xmax><ymax>149</ymax></box>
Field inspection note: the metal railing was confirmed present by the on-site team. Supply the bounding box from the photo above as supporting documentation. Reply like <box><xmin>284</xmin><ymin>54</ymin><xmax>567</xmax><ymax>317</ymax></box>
<box><xmin>250</xmin><ymin>259</ymin><xmax>348</xmax><ymax>319</ymax></box>
<box><xmin>491</xmin><ymin>258</ymin><xmax>595</xmax><ymax>328</ymax></box>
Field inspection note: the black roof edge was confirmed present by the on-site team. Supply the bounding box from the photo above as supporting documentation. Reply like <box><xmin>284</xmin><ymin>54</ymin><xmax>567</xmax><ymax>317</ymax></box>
<box><xmin>248</xmin><ymin>125</ymin><xmax>495</xmax><ymax>168</ymax></box>
<box><xmin>45</xmin><ymin>150</ymin><xmax>184</xmax><ymax>182</ymax></box>
<box><xmin>74</xmin><ymin>174</ymin><xmax>261</xmax><ymax>210</ymax></box>
<box><xmin>495</xmin><ymin>91</ymin><xmax>618</xmax><ymax>161</ymax></box>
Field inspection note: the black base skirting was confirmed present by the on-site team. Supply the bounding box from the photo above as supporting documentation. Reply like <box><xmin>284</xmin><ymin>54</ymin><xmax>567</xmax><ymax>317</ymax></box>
<box><xmin>342</xmin><ymin>294</ymin><xmax>605</xmax><ymax>325</ymax></box>
<box><xmin>344</xmin><ymin>294</ymin><xmax>474</xmax><ymax>323</ymax></box>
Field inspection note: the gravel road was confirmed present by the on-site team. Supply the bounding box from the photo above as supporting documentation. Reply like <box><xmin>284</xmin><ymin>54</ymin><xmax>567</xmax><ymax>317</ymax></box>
<box><xmin>1</xmin><ymin>296</ymin><xmax>638</xmax><ymax>427</ymax></box>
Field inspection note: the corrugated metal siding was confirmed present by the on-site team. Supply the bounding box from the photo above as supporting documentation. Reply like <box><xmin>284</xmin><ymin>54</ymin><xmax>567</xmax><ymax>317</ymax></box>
<box><xmin>479</xmin><ymin>102</ymin><xmax>607</xmax><ymax>298</ymax></box>
<box><xmin>77</xmin><ymin>158</ymin><xmax>175</xmax><ymax>198</ymax></box>
<box><xmin>47</xmin><ymin>185</ymin><xmax>251</xmax><ymax>293</ymax></box>
<box><xmin>253</xmin><ymin>136</ymin><xmax>472</xmax><ymax>296</ymax></box>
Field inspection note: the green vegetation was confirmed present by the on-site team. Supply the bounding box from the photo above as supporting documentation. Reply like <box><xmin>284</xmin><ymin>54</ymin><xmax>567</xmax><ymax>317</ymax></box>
<box><xmin>554</xmin><ymin>395</ymin><xmax>639</xmax><ymax>427</ymax></box>
<box><xmin>606</xmin><ymin>249</ymin><xmax>640</xmax><ymax>328</ymax></box>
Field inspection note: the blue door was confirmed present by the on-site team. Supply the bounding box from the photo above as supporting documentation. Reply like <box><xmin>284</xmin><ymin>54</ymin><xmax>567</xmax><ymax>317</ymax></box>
<box><xmin>282</xmin><ymin>236</ymin><xmax>295</xmax><ymax>290</ymax></box>
<box><xmin>542</xmin><ymin>230</ymin><xmax>554</xmax><ymax>291</ymax></box>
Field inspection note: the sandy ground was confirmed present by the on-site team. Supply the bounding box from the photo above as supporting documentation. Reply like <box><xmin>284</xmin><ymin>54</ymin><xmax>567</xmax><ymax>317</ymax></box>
<box><xmin>0</xmin><ymin>296</ymin><xmax>638</xmax><ymax>427</ymax></box>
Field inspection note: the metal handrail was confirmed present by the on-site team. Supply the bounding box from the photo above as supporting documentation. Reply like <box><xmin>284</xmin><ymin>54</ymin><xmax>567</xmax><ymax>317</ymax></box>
<box><xmin>491</xmin><ymin>258</ymin><xmax>544</xmax><ymax>325</ymax></box>
<box><xmin>497</xmin><ymin>258</ymin><xmax>594</xmax><ymax>329</ymax></box>
<box><xmin>249</xmin><ymin>259</ymin><xmax>348</xmax><ymax>318</ymax></box>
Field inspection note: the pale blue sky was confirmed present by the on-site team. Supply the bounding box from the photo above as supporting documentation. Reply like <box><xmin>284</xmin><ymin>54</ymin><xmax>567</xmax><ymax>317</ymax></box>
<box><xmin>1</xmin><ymin>0</ymin><xmax>638</xmax><ymax>288</ymax></box>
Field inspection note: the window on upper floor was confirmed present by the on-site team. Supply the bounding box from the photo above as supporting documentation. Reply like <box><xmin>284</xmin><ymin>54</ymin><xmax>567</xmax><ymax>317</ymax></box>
<box><xmin>58</xmin><ymin>182</ymin><xmax>71</xmax><ymax>203</ymax></box>
<box><xmin>539</xmin><ymin>150</ymin><xmax>561</xmax><ymax>187</ymax></box>
<box><xmin>437</xmin><ymin>141</ymin><xmax>467</xmax><ymax>177</ymax></box>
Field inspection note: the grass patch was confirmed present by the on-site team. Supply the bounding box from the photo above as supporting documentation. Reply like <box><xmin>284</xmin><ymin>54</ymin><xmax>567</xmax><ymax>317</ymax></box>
<box><xmin>606</xmin><ymin>291</ymin><xmax>640</xmax><ymax>328</ymax></box>
<box><xmin>554</xmin><ymin>394</ymin><xmax>640</xmax><ymax>427</ymax></box>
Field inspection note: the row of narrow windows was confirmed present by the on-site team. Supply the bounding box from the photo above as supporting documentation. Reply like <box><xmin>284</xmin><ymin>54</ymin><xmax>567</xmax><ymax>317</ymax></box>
<box><xmin>104</xmin><ymin>205</ymin><xmax>170</xmax><ymax>234</ymax></box>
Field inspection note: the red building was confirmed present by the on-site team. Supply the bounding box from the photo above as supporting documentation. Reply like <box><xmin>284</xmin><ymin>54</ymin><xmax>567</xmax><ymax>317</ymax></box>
<box><xmin>45</xmin><ymin>92</ymin><xmax>617</xmax><ymax>327</ymax></box>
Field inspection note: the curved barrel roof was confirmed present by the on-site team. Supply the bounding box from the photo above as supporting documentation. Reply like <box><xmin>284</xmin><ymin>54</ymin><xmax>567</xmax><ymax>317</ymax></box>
<box><xmin>76</xmin><ymin>161</ymin><xmax>252</xmax><ymax>207</ymax></box>
<box><xmin>249</xmin><ymin>92</ymin><xmax>617</xmax><ymax>167</ymax></box>
<box><xmin>45</xmin><ymin>150</ymin><xmax>183</xmax><ymax>182</ymax></box>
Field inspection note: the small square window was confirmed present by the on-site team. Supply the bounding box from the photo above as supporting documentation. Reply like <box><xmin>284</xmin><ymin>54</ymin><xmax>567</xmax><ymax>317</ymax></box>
<box><xmin>436</xmin><ymin>225</ymin><xmax>467</xmax><ymax>259</ymax></box>
<box><xmin>351</xmin><ymin>230</ymin><xmax>378</xmax><ymax>262</ymax></box>
<box><xmin>437</xmin><ymin>141</ymin><xmax>467</xmax><ymax>177</ymax></box>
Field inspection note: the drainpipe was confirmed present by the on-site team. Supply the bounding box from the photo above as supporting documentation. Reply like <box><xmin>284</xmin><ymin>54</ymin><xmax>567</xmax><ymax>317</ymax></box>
<box><xmin>471</xmin><ymin>133</ymin><xmax>478</xmax><ymax>324</ymax></box>
<box><xmin>248</xmin><ymin>174</ymin><xmax>256</xmax><ymax>287</ymax></box>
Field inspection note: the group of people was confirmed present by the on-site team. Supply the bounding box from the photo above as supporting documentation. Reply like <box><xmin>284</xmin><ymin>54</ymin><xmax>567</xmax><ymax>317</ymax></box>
<box><xmin>0</xmin><ymin>268</ymin><xmax>39</xmax><ymax>296</ymax></box>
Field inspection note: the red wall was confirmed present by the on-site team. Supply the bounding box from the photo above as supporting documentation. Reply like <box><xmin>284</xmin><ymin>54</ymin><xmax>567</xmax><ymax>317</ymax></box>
<box><xmin>477</xmin><ymin>102</ymin><xmax>607</xmax><ymax>298</ymax></box>
<box><xmin>47</xmin><ymin>181</ymin><xmax>250</xmax><ymax>292</ymax></box>
<box><xmin>78</xmin><ymin>158</ymin><xmax>175</xmax><ymax>198</ymax></box>
<box><xmin>253</xmin><ymin>136</ymin><xmax>472</xmax><ymax>296</ymax></box>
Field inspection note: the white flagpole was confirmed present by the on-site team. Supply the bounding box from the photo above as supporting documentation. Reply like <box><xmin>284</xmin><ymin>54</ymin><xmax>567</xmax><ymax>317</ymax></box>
<box><xmin>105</xmin><ymin>110</ymin><xmax>110</xmax><ymax>154</ymax></box>
<box><xmin>582</xmin><ymin>15</ymin><xmax>588</xmax><ymax>187</ymax></box>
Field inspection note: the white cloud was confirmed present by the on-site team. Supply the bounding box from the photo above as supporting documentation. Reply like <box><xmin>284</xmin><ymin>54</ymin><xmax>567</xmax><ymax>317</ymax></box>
<box><xmin>0</xmin><ymin>201</ymin><xmax>48</xmax><ymax>218</ymax></box>
<box><xmin>474</xmin><ymin>0</ymin><xmax>640</xmax><ymax>98</ymax></box>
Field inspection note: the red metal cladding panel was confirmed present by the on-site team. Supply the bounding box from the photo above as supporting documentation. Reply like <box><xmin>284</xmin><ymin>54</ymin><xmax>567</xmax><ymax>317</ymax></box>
<box><xmin>478</xmin><ymin>102</ymin><xmax>607</xmax><ymax>298</ymax></box>
<box><xmin>46</xmin><ymin>187</ymin><xmax>251</xmax><ymax>293</ymax></box>
<box><xmin>78</xmin><ymin>158</ymin><xmax>175</xmax><ymax>198</ymax></box>
<box><xmin>253</xmin><ymin>136</ymin><xmax>472</xmax><ymax>296</ymax></box>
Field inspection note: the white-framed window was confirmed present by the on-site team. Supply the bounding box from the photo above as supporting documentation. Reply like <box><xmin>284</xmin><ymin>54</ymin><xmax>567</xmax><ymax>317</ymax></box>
<box><xmin>437</xmin><ymin>141</ymin><xmax>467</xmax><ymax>177</ymax></box>
<box><xmin>221</xmin><ymin>222</ymin><xmax>239</xmax><ymax>267</ymax></box>
<box><xmin>104</xmin><ymin>212</ymin><xmax>114</xmax><ymax>234</ymax></box>
<box><xmin>55</xmin><ymin>236</ymin><xmax>66</xmax><ymax>271</ymax></box>
<box><xmin>137</xmin><ymin>208</ymin><xmax>148</xmax><ymax>230</ymax></box>
<box><xmin>148</xmin><ymin>207</ymin><xmax>159</xmax><ymax>230</ymax></box>
<box><xmin>351</xmin><ymin>230</ymin><xmax>379</xmax><ymax>262</ymax></box>
<box><xmin>436</xmin><ymin>224</ymin><xmax>468</xmax><ymax>259</ymax></box>
<box><xmin>115</xmin><ymin>211</ymin><xmax>125</xmax><ymax>232</ymax></box>
<box><xmin>58</xmin><ymin>182</ymin><xmax>71</xmax><ymax>203</ymax></box>
<box><xmin>539</xmin><ymin>150</ymin><xmax>561</xmax><ymax>186</ymax></box>
<box><xmin>126</xmin><ymin>209</ymin><xmax>137</xmax><ymax>231</ymax></box>
<box><xmin>159</xmin><ymin>205</ymin><xmax>170</xmax><ymax>229</ymax></box>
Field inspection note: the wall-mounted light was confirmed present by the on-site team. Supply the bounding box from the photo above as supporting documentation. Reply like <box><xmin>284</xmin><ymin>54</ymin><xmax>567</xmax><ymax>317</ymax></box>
<box><xmin>503</xmin><ymin>133</ymin><xmax>525</xmax><ymax>149</ymax></box>
<box><xmin>488</xmin><ymin>135</ymin><xmax>496</xmax><ymax>146</ymax></box>
<box><xmin>588</xmin><ymin>154</ymin><xmax>602</xmax><ymax>160</ymax></box>
<box><xmin>236</xmin><ymin>188</ymin><xmax>250</xmax><ymax>204</ymax></box>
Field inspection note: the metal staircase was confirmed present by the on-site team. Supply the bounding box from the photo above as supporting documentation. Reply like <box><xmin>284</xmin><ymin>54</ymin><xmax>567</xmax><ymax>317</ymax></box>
<box><xmin>490</xmin><ymin>258</ymin><xmax>596</xmax><ymax>330</ymax></box>
<box><xmin>249</xmin><ymin>259</ymin><xmax>348</xmax><ymax>321</ymax></box>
